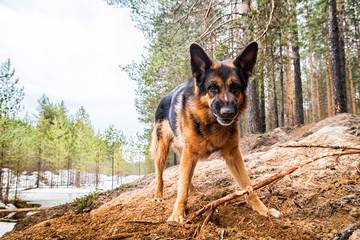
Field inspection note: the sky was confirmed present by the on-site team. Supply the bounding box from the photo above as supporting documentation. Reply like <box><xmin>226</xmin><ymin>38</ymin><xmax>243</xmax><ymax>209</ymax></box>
<box><xmin>0</xmin><ymin>0</ymin><xmax>147</xmax><ymax>139</ymax></box>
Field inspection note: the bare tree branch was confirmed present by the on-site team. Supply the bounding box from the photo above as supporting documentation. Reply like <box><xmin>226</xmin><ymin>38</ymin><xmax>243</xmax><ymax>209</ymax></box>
<box><xmin>253</xmin><ymin>0</ymin><xmax>275</xmax><ymax>43</ymax></box>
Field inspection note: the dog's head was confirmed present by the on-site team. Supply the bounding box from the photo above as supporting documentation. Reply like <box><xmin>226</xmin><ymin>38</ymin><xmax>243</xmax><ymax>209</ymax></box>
<box><xmin>190</xmin><ymin>42</ymin><xmax>258</xmax><ymax>126</ymax></box>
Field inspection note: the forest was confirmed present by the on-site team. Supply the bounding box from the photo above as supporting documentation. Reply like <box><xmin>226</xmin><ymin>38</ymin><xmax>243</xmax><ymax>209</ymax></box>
<box><xmin>1</xmin><ymin>0</ymin><xmax>359</xmax><ymax>204</ymax></box>
<box><xmin>107</xmin><ymin>0</ymin><xmax>360</xmax><ymax>164</ymax></box>
<box><xmin>0</xmin><ymin>59</ymin><xmax>145</xmax><ymax>203</ymax></box>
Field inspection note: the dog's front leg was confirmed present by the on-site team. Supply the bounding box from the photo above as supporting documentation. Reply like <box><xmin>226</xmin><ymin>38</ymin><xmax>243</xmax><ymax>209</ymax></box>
<box><xmin>222</xmin><ymin>146</ymin><xmax>281</xmax><ymax>218</ymax></box>
<box><xmin>168</xmin><ymin>149</ymin><xmax>198</xmax><ymax>222</ymax></box>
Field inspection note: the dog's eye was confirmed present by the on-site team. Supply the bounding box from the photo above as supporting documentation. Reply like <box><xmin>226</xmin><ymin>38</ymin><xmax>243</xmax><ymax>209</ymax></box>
<box><xmin>208</xmin><ymin>84</ymin><xmax>219</xmax><ymax>94</ymax></box>
<box><xmin>230</xmin><ymin>83</ymin><xmax>240</xmax><ymax>93</ymax></box>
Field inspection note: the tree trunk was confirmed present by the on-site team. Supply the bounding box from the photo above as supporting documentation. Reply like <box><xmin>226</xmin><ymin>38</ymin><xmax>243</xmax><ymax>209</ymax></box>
<box><xmin>326</xmin><ymin>60</ymin><xmax>331</xmax><ymax>117</ymax></box>
<box><xmin>266</xmin><ymin>38</ymin><xmax>273</xmax><ymax>131</ymax></box>
<box><xmin>344</xmin><ymin>14</ymin><xmax>357</xmax><ymax>114</ymax></box>
<box><xmin>270</xmin><ymin>42</ymin><xmax>279</xmax><ymax>129</ymax></box>
<box><xmin>337</xmin><ymin>0</ymin><xmax>347</xmax><ymax>103</ymax></box>
<box><xmin>329</xmin><ymin>0</ymin><xmax>348</xmax><ymax>113</ymax></box>
<box><xmin>36</xmin><ymin>145</ymin><xmax>42</xmax><ymax>188</ymax></box>
<box><xmin>327</xmin><ymin>48</ymin><xmax>335</xmax><ymax>116</ymax></box>
<box><xmin>259</xmin><ymin>74</ymin><xmax>266</xmax><ymax>133</ymax></box>
<box><xmin>292</xmin><ymin>32</ymin><xmax>304</xmax><ymax>124</ymax></box>
<box><xmin>246</xmin><ymin>78</ymin><xmax>260</xmax><ymax>134</ymax></box>
<box><xmin>5</xmin><ymin>168</ymin><xmax>11</xmax><ymax>203</ymax></box>
<box><xmin>67</xmin><ymin>156</ymin><xmax>72</xmax><ymax>187</ymax></box>
<box><xmin>307</xmin><ymin>17</ymin><xmax>318</xmax><ymax>123</ymax></box>
<box><xmin>279</xmin><ymin>32</ymin><xmax>285</xmax><ymax>127</ymax></box>
<box><xmin>290</xmin><ymin>0</ymin><xmax>304</xmax><ymax>125</ymax></box>
<box><xmin>306</xmin><ymin>76</ymin><xmax>312</xmax><ymax>124</ymax></box>
<box><xmin>95</xmin><ymin>159</ymin><xmax>100</xmax><ymax>188</ymax></box>
<box><xmin>286</xmin><ymin>35</ymin><xmax>294</xmax><ymax>127</ymax></box>
<box><xmin>314</xmin><ymin>56</ymin><xmax>321</xmax><ymax>120</ymax></box>
<box><xmin>75</xmin><ymin>169</ymin><xmax>81</xmax><ymax>188</ymax></box>
<box><xmin>15</xmin><ymin>167</ymin><xmax>20</xmax><ymax>201</ymax></box>
<box><xmin>238</xmin><ymin>116</ymin><xmax>243</xmax><ymax>138</ymax></box>
<box><xmin>267</xmin><ymin>81</ymin><xmax>273</xmax><ymax>131</ymax></box>
<box><xmin>111</xmin><ymin>149</ymin><xmax>114</xmax><ymax>189</ymax></box>
<box><xmin>355</xmin><ymin>11</ymin><xmax>360</xmax><ymax>113</ymax></box>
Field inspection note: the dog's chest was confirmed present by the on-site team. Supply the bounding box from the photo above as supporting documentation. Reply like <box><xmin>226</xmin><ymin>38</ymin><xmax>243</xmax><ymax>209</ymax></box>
<box><xmin>175</xmin><ymin>121</ymin><xmax>235</xmax><ymax>158</ymax></box>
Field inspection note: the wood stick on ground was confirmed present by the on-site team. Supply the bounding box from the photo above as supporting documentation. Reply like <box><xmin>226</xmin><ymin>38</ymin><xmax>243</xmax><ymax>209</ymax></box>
<box><xmin>0</xmin><ymin>218</ymin><xmax>18</xmax><ymax>223</ymax></box>
<box><xmin>125</xmin><ymin>220</ymin><xmax>164</xmax><ymax>225</ymax></box>
<box><xmin>277</xmin><ymin>144</ymin><xmax>360</xmax><ymax>150</ymax></box>
<box><xmin>0</xmin><ymin>207</ymin><xmax>50</xmax><ymax>213</ymax></box>
<box><xmin>185</xmin><ymin>150</ymin><xmax>360</xmax><ymax>236</ymax></box>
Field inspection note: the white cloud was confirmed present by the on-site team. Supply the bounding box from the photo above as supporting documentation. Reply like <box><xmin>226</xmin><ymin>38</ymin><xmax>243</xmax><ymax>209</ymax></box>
<box><xmin>0</xmin><ymin>0</ymin><xmax>147</xmax><ymax>138</ymax></box>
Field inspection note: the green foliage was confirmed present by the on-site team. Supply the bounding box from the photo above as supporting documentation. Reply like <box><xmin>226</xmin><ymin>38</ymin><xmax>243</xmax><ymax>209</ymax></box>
<box><xmin>117</xmin><ymin>182</ymin><xmax>133</xmax><ymax>190</ymax></box>
<box><xmin>72</xmin><ymin>191</ymin><xmax>100</xmax><ymax>214</ymax></box>
<box><xmin>0</xmin><ymin>60</ymin><xmax>144</xmax><ymax>200</ymax></box>
<box><xmin>0</xmin><ymin>59</ymin><xmax>24</xmax><ymax>118</ymax></box>
<box><xmin>8</xmin><ymin>198</ymin><xmax>28</xmax><ymax>208</ymax></box>
<box><xmin>303</xmin><ymin>131</ymin><xmax>314</xmax><ymax>137</ymax></box>
<box><xmin>107</xmin><ymin>0</ymin><xmax>360</xmax><ymax>159</ymax></box>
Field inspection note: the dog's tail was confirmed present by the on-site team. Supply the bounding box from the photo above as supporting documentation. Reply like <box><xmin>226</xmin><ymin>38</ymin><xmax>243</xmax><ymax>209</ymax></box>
<box><xmin>150</xmin><ymin>122</ymin><xmax>160</xmax><ymax>161</ymax></box>
<box><xmin>150</xmin><ymin>120</ymin><xmax>172</xmax><ymax>162</ymax></box>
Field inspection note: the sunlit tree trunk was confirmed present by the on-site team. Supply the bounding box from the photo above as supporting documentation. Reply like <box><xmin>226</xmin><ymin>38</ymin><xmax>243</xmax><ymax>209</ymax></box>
<box><xmin>286</xmin><ymin>33</ymin><xmax>294</xmax><ymax>126</ymax></box>
<box><xmin>327</xmin><ymin>48</ymin><xmax>335</xmax><ymax>116</ymax></box>
<box><xmin>279</xmin><ymin>31</ymin><xmax>285</xmax><ymax>127</ymax></box>
<box><xmin>314</xmin><ymin>56</ymin><xmax>321</xmax><ymax>120</ymax></box>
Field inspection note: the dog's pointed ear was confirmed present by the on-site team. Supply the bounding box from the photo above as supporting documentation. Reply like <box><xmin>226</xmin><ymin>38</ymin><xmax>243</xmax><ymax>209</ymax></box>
<box><xmin>190</xmin><ymin>43</ymin><xmax>212</xmax><ymax>86</ymax></box>
<box><xmin>233</xmin><ymin>42</ymin><xmax>258</xmax><ymax>78</ymax></box>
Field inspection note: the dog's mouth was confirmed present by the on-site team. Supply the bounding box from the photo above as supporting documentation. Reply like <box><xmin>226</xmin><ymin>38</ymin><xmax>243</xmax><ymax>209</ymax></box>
<box><xmin>212</xmin><ymin>113</ymin><xmax>236</xmax><ymax>126</ymax></box>
<box><xmin>216</xmin><ymin>117</ymin><xmax>235</xmax><ymax>126</ymax></box>
<box><xmin>211</xmin><ymin>104</ymin><xmax>238</xmax><ymax>127</ymax></box>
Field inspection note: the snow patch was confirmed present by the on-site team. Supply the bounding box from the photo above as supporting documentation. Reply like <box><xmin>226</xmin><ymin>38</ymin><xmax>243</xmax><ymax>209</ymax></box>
<box><xmin>311</xmin><ymin>125</ymin><xmax>348</xmax><ymax>136</ymax></box>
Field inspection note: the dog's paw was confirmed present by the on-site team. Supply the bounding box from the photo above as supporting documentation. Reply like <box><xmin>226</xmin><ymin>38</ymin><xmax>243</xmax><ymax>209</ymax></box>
<box><xmin>258</xmin><ymin>208</ymin><xmax>281</xmax><ymax>218</ymax></box>
<box><xmin>167</xmin><ymin>213</ymin><xmax>185</xmax><ymax>223</ymax></box>
<box><xmin>269</xmin><ymin>208</ymin><xmax>281</xmax><ymax>218</ymax></box>
<box><xmin>152</xmin><ymin>197</ymin><xmax>163</xmax><ymax>202</ymax></box>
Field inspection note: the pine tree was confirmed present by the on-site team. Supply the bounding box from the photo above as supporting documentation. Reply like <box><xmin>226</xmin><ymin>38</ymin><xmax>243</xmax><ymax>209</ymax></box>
<box><xmin>329</xmin><ymin>0</ymin><xmax>348</xmax><ymax>113</ymax></box>
<box><xmin>0</xmin><ymin>59</ymin><xmax>24</xmax><ymax>199</ymax></box>
<box><xmin>290</xmin><ymin>0</ymin><xmax>304</xmax><ymax>125</ymax></box>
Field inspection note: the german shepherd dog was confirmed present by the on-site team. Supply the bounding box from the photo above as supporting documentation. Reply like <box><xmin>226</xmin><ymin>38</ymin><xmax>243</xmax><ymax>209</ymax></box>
<box><xmin>151</xmin><ymin>42</ymin><xmax>280</xmax><ymax>222</ymax></box>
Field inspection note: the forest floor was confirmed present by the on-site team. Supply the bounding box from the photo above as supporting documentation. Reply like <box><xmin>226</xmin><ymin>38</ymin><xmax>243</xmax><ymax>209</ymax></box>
<box><xmin>2</xmin><ymin>113</ymin><xmax>360</xmax><ymax>240</ymax></box>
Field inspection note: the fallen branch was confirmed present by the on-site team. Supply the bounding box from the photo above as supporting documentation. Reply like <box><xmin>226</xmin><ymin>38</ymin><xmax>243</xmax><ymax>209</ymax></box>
<box><xmin>0</xmin><ymin>207</ymin><xmax>50</xmax><ymax>213</ymax></box>
<box><xmin>125</xmin><ymin>220</ymin><xmax>164</xmax><ymax>225</ymax></box>
<box><xmin>278</xmin><ymin>144</ymin><xmax>360</xmax><ymax>150</ymax></box>
<box><xmin>186</xmin><ymin>150</ymin><xmax>360</xmax><ymax>237</ymax></box>
<box><xmin>0</xmin><ymin>218</ymin><xmax>18</xmax><ymax>223</ymax></box>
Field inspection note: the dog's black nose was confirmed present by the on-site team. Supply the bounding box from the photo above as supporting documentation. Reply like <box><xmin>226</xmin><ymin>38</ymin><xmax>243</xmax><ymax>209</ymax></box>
<box><xmin>220</xmin><ymin>106</ymin><xmax>235</xmax><ymax>117</ymax></box>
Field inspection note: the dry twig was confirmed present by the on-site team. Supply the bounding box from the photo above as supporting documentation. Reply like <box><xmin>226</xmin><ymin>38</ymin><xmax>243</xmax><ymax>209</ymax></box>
<box><xmin>125</xmin><ymin>220</ymin><xmax>164</xmax><ymax>225</ymax></box>
<box><xmin>277</xmin><ymin>144</ymin><xmax>360</xmax><ymax>150</ymax></box>
<box><xmin>186</xmin><ymin>150</ymin><xmax>360</xmax><ymax>237</ymax></box>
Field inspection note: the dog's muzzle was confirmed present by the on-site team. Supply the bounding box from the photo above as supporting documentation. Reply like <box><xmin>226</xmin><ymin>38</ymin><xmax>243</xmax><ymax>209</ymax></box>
<box><xmin>212</xmin><ymin>103</ymin><xmax>238</xmax><ymax>126</ymax></box>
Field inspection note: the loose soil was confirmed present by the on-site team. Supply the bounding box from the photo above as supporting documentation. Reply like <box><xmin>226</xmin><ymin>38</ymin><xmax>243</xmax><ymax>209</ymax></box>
<box><xmin>2</xmin><ymin>113</ymin><xmax>360</xmax><ymax>239</ymax></box>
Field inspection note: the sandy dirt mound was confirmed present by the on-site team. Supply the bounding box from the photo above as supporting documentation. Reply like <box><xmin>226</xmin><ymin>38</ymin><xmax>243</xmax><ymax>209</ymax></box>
<box><xmin>2</xmin><ymin>113</ymin><xmax>360</xmax><ymax>239</ymax></box>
